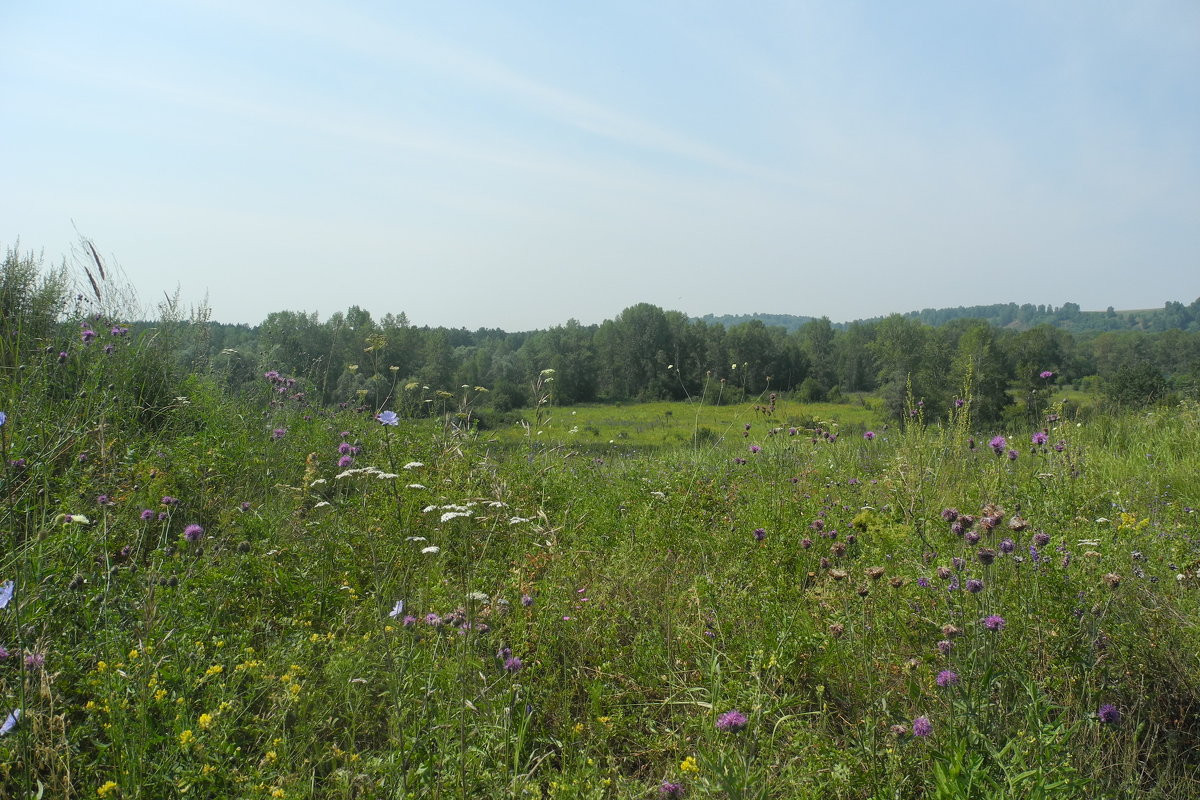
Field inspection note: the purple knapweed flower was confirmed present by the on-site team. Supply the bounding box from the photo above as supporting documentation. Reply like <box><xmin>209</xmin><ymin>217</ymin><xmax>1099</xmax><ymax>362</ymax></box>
<box><xmin>1053</xmin><ymin>440</ymin><xmax>1066</xmax><ymax>452</ymax></box>
<box><xmin>183</xmin><ymin>524</ymin><xmax>204</xmax><ymax>542</ymax></box>
<box><xmin>1032</xmin><ymin>431</ymin><xmax>1048</xmax><ymax>445</ymax></box>
<box><xmin>966</xmin><ymin>579</ymin><xmax>984</xmax><ymax>594</ymax></box>
<box><xmin>912</xmin><ymin>716</ymin><xmax>932</xmax><ymax>737</ymax></box>
<box><xmin>157</xmin><ymin>512</ymin><xmax>168</xmax><ymax>522</ymax></box>
<box><xmin>161</xmin><ymin>496</ymin><xmax>178</xmax><ymax>506</ymax></box>
<box><xmin>1007</xmin><ymin>449</ymin><xmax>1019</xmax><ymax>461</ymax></box>
<box><xmin>936</xmin><ymin>670</ymin><xmax>959</xmax><ymax>687</ymax></box>
<box><xmin>272</xmin><ymin>428</ymin><xmax>287</xmax><ymax>440</ymax></box>
<box><xmin>81</xmin><ymin>329</ymin><xmax>96</xmax><ymax>344</ymax></box>
<box><xmin>1040</xmin><ymin>370</ymin><xmax>1054</xmax><ymax>379</ymax></box>
<box><xmin>989</xmin><ymin>435</ymin><xmax>1006</xmax><ymax>453</ymax></box>
<box><xmin>937</xmin><ymin>639</ymin><xmax>953</xmax><ymax>655</ymax></box>
<box><xmin>1098</xmin><ymin>704</ymin><xmax>1121</xmax><ymax>724</ymax></box>
<box><xmin>749</xmin><ymin>444</ymin><xmax>761</xmax><ymax>454</ymax></box>
<box><xmin>659</xmin><ymin>782</ymin><xmax>685</xmax><ymax>798</ymax></box>
<box><xmin>999</xmin><ymin>538</ymin><xmax>1015</xmax><ymax>554</ymax></box>
<box><xmin>425</xmin><ymin>612</ymin><xmax>442</xmax><ymax>626</ymax></box>
<box><xmin>955</xmin><ymin>398</ymin><xmax>965</xmax><ymax>408</ymax></box>
<box><xmin>753</xmin><ymin>528</ymin><xmax>766</xmax><ymax>542</ymax></box>
<box><xmin>864</xmin><ymin>431</ymin><xmax>876</xmax><ymax>440</ymax></box>
<box><xmin>941</xmin><ymin>508</ymin><xmax>959</xmax><ymax>522</ymax></box>
<box><xmin>338</xmin><ymin>455</ymin><xmax>354</xmax><ymax>468</ymax></box>
<box><xmin>503</xmin><ymin>656</ymin><xmax>524</xmax><ymax>673</ymax></box>
<box><xmin>983</xmin><ymin>615</ymin><xmax>1006</xmax><ymax>632</ymax></box>
<box><xmin>25</xmin><ymin>653</ymin><xmax>44</xmax><ymax>669</ymax></box>
<box><xmin>377</xmin><ymin>410</ymin><xmax>399</xmax><ymax>426</ymax></box>
<box><xmin>716</xmin><ymin>709</ymin><xmax>748</xmax><ymax>733</ymax></box>
<box><xmin>140</xmin><ymin>509</ymin><xmax>154</xmax><ymax>521</ymax></box>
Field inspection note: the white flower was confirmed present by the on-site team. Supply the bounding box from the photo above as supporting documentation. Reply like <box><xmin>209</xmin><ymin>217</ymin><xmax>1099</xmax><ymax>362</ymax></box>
<box><xmin>314</xmin><ymin>501</ymin><xmax>331</xmax><ymax>509</ymax></box>
<box><xmin>509</xmin><ymin>517</ymin><xmax>531</xmax><ymax>525</ymax></box>
<box><xmin>440</xmin><ymin>511</ymin><xmax>472</xmax><ymax>523</ymax></box>
<box><xmin>650</xmin><ymin>491</ymin><xmax>666</xmax><ymax>499</ymax></box>
<box><xmin>388</xmin><ymin>600</ymin><xmax>405</xmax><ymax>618</ymax></box>
<box><xmin>0</xmin><ymin>709</ymin><xmax>19</xmax><ymax>737</ymax></box>
<box><xmin>405</xmin><ymin>536</ymin><xmax>427</xmax><ymax>542</ymax></box>
<box><xmin>421</xmin><ymin>546</ymin><xmax>441</xmax><ymax>554</ymax></box>
<box><xmin>406</xmin><ymin>483</ymin><xmax>427</xmax><ymax>490</ymax></box>
<box><xmin>310</xmin><ymin>478</ymin><xmax>327</xmax><ymax>487</ymax></box>
<box><xmin>403</xmin><ymin>462</ymin><xmax>425</xmax><ymax>470</ymax></box>
<box><xmin>0</xmin><ymin>580</ymin><xmax>12</xmax><ymax>610</ymax></box>
<box><xmin>466</xmin><ymin>591</ymin><xmax>489</xmax><ymax>603</ymax></box>
<box><xmin>376</xmin><ymin>472</ymin><xmax>399</xmax><ymax>480</ymax></box>
<box><xmin>422</xmin><ymin>505</ymin><xmax>437</xmax><ymax>513</ymax></box>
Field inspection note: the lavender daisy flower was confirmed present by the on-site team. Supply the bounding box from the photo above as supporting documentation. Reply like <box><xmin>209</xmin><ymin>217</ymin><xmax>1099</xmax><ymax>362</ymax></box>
<box><xmin>1098</xmin><ymin>704</ymin><xmax>1121</xmax><ymax>724</ymax></box>
<box><xmin>715</xmin><ymin>709</ymin><xmax>748</xmax><ymax>732</ymax></box>
<box><xmin>912</xmin><ymin>716</ymin><xmax>932</xmax><ymax>737</ymax></box>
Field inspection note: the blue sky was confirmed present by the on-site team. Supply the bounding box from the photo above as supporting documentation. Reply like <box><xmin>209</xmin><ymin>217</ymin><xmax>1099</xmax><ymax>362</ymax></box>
<box><xmin>2</xmin><ymin>0</ymin><xmax>1198</xmax><ymax>329</ymax></box>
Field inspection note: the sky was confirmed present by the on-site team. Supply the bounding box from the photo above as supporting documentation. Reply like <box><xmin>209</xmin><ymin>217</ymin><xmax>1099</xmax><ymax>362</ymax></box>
<box><xmin>2</xmin><ymin>0</ymin><xmax>1198</xmax><ymax>330</ymax></box>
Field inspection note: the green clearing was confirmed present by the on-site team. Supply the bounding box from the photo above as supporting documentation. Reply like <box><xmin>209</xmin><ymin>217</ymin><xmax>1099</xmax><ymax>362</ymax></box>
<box><xmin>1</xmin><ymin>295</ymin><xmax>1198</xmax><ymax>798</ymax></box>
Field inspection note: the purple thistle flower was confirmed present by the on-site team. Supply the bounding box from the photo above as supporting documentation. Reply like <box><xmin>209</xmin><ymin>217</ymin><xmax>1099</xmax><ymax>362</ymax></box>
<box><xmin>954</xmin><ymin>398</ymin><xmax>965</xmax><ymax>408</ymax></box>
<box><xmin>157</xmin><ymin>511</ymin><xmax>168</xmax><ymax>522</ymax></box>
<box><xmin>338</xmin><ymin>455</ymin><xmax>354</xmax><ymax>468</ymax></box>
<box><xmin>659</xmin><ymin>782</ymin><xmax>685</xmax><ymax>798</ymax></box>
<box><xmin>912</xmin><ymin>716</ymin><xmax>933</xmax><ymax>737</ymax></box>
<box><xmin>749</xmin><ymin>444</ymin><xmax>761</xmax><ymax>454</ymax></box>
<box><xmin>989</xmin><ymin>435</ymin><xmax>1006</xmax><ymax>452</ymax></box>
<box><xmin>716</xmin><ymin>709</ymin><xmax>748</xmax><ymax>733</ymax></box>
<box><xmin>966</xmin><ymin>579</ymin><xmax>984</xmax><ymax>594</ymax></box>
<box><xmin>983</xmin><ymin>614</ymin><xmax>1006</xmax><ymax>632</ymax></box>
<box><xmin>999</xmin><ymin>538</ymin><xmax>1015</xmax><ymax>554</ymax></box>
<box><xmin>425</xmin><ymin>612</ymin><xmax>442</xmax><ymax>626</ymax></box>
<box><xmin>25</xmin><ymin>653</ymin><xmax>44</xmax><ymax>669</ymax></box>
<box><xmin>272</xmin><ymin>428</ymin><xmax>287</xmax><ymax>440</ymax></box>
<box><xmin>801</xmin><ymin>537</ymin><xmax>813</xmax><ymax>549</ymax></box>
<box><xmin>140</xmin><ymin>509</ymin><xmax>154</xmax><ymax>521</ymax></box>
<box><xmin>753</xmin><ymin>527</ymin><xmax>766</xmax><ymax>542</ymax></box>
<box><xmin>402</xmin><ymin>614</ymin><xmax>416</xmax><ymax>627</ymax></box>
<box><xmin>521</xmin><ymin>594</ymin><xmax>534</xmax><ymax>607</ymax></box>
<box><xmin>937</xmin><ymin>639</ymin><xmax>953</xmax><ymax>655</ymax></box>
<box><xmin>1032</xmin><ymin>431</ymin><xmax>1048</xmax><ymax>445</ymax></box>
<box><xmin>863</xmin><ymin>431</ymin><xmax>876</xmax><ymax>440</ymax></box>
<box><xmin>161</xmin><ymin>496</ymin><xmax>178</xmax><ymax>506</ymax></box>
<box><xmin>183</xmin><ymin>524</ymin><xmax>204</xmax><ymax>542</ymax></box>
<box><xmin>338</xmin><ymin>442</ymin><xmax>353</xmax><ymax>454</ymax></box>
<box><xmin>936</xmin><ymin>670</ymin><xmax>959</xmax><ymax>687</ymax></box>
<box><xmin>81</xmin><ymin>329</ymin><xmax>96</xmax><ymax>343</ymax></box>
<box><xmin>503</xmin><ymin>656</ymin><xmax>524</xmax><ymax>673</ymax></box>
<box><xmin>1098</xmin><ymin>704</ymin><xmax>1121</xmax><ymax>724</ymax></box>
<box><xmin>1007</xmin><ymin>449</ymin><xmax>1019</xmax><ymax>461</ymax></box>
<box><xmin>941</xmin><ymin>508</ymin><xmax>959</xmax><ymax>522</ymax></box>
<box><xmin>240</xmin><ymin>501</ymin><xmax>251</xmax><ymax>512</ymax></box>
<box><xmin>1033</xmin><ymin>532</ymin><xmax>1050</xmax><ymax>547</ymax></box>
<box><xmin>1040</xmin><ymin>370</ymin><xmax>1054</xmax><ymax>379</ymax></box>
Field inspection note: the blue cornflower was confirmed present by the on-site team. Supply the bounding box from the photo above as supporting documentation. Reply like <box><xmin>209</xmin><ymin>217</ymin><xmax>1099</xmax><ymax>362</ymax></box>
<box><xmin>377</xmin><ymin>410</ymin><xmax>399</xmax><ymax>426</ymax></box>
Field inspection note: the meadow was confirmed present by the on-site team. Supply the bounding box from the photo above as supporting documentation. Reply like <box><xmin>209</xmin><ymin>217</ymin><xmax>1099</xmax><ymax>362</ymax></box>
<box><xmin>1</xmin><ymin>313</ymin><xmax>1199</xmax><ymax>799</ymax></box>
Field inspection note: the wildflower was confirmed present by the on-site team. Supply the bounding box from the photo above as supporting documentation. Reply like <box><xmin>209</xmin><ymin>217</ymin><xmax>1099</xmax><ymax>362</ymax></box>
<box><xmin>82</xmin><ymin>329</ymin><xmax>96</xmax><ymax>343</ymax></box>
<box><xmin>0</xmin><ymin>708</ymin><xmax>19</xmax><ymax>736</ymax></box>
<box><xmin>659</xmin><ymin>782</ymin><xmax>685</xmax><ymax>798</ymax></box>
<box><xmin>749</xmin><ymin>445</ymin><xmax>761</xmax><ymax>454</ymax></box>
<box><xmin>25</xmin><ymin>653</ymin><xmax>44</xmax><ymax>669</ymax></box>
<box><xmin>1032</xmin><ymin>431</ymin><xmax>1048</xmax><ymax>445</ymax></box>
<box><xmin>1033</xmin><ymin>532</ymin><xmax>1050</xmax><ymax>547</ymax></box>
<box><xmin>0</xmin><ymin>646</ymin><xmax>8</xmax><ymax>658</ymax></box>
<box><xmin>1098</xmin><ymin>704</ymin><xmax>1121</xmax><ymax>724</ymax></box>
<box><xmin>999</xmin><ymin>538</ymin><xmax>1015</xmax><ymax>554</ymax></box>
<box><xmin>240</xmin><ymin>501</ymin><xmax>251</xmax><ymax>512</ymax></box>
<box><xmin>753</xmin><ymin>528</ymin><xmax>766</xmax><ymax>542</ymax></box>
<box><xmin>388</xmin><ymin>600</ymin><xmax>405</xmax><ymax>618</ymax></box>
<box><xmin>376</xmin><ymin>410</ymin><xmax>399</xmax><ymax>426</ymax></box>
<box><xmin>198</xmin><ymin>713</ymin><xmax>213</xmax><ymax>730</ymax></box>
<box><xmin>977</xmin><ymin>548</ymin><xmax>996</xmax><ymax>566</ymax></box>
<box><xmin>715</xmin><ymin>709</ymin><xmax>748</xmax><ymax>733</ymax></box>
<box><xmin>983</xmin><ymin>615</ymin><xmax>1006</xmax><ymax>632</ymax></box>
<box><xmin>989</xmin><ymin>435</ymin><xmax>1006</xmax><ymax>453</ymax></box>
<box><xmin>679</xmin><ymin>755</ymin><xmax>699</xmax><ymax>774</ymax></box>
<box><xmin>912</xmin><ymin>716</ymin><xmax>933</xmax><ymax>737</ymax></box>
<box><xmin>338</xmin><ymin>455</ymin><xmax>354</xmax><ymax>468</ymax></box>
<box><xmin>521</xmin><ymin>594</ymin><xmax>534</xmax><ymax>607</ymax></box>
<box><xmin>1040</xmin><ymin>370</ymin><xmax>1054</xmax><ymax>379</ymax></box>
<box><xmin>1007</xmin><ymin>449</ymin><xmax>1019</xmax><ymax>460</ymax></box>
<box><xmin>954</xmin><ymin>398</ymin><xmax>965</xmax><ymax>408</ymax></box>
<box><xmin>140</xmin><ymin>509</ymin><xmax>154</xmax><ymax>520</ymax></box>
<box><xmin>179</xmin><ymin>729</ymin><xmax>194</xmax><ymax>746</ymax></box>
<box><xmin>936</xmin><ymin>670</ymin><xmax>959</xmax><ymax>687</ymax></box>
<box><xmin>183</xmin><ymin>524</ymin><xmax>204</xmax><ymax>542</ymax></box>
<box><xmin>161</xmin><ymin>496</ymin><xmax>178</xmax><ymax>506</ymax></box>
<box><xmin>828</xmin><ymin>622</ymin><xmax>845</xmax><ymax>638</ymax></box>
<box><xmin>863</xmin><ymin>431</ymin><xmax>876</xmax><ymax>440</ymax></box>
<box><xmin>0</xmin><ymin>411</ymin><xmax>5</xmax><ymax>426</ymax></box>
<box><xmin>503</xmin><ymin>656</ymin><xmax>523</xmax><ymax>673</ymax></box>
<box><xmin>272</xmin><ymin>428</ymin><xmax>287</xmax><ymax>440</ymax></box>
<box><xmin>0</xmin><ymin>580</ymin><xmax>12</xmax><ymax>609</ymax></box>
<box><xmin>96</xmin><ymin>780</ymin><xmax>119</xmax><ymax>798</ymax></box>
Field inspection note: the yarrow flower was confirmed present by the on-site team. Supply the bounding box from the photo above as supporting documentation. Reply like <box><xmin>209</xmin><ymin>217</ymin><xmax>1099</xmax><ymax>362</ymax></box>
<box><xmin>715</xmin><ymin>709</ymin><xmax>748</xmax><ymax>733</ymax></box>
<box><xmin>376</xmin><ymin>410</ymin><xmax>399</xmax><ymax>426</ymax></box>
<box><xmin>912</xmin><ymin>716</ymin><xmax>933</xmax><ymax>737</ymax></box>
<box><xmin>1098</xmin><ymin>703</ymin><xmax>1121</xmax><ymax>724</ymax></box>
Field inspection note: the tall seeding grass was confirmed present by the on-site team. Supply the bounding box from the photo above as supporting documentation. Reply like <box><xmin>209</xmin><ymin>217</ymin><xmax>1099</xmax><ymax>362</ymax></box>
<box><xmin>1</xmin><ymin>299</ymin><xmax>1199</xmax><ymax>798</ymax></box>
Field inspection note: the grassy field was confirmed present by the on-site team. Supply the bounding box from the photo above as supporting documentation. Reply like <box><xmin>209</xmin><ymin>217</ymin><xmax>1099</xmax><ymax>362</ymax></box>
<box><xmin>2</xmin><ymin>332</ymin><xmax>1199</xmax><ymax>799</ymax></box>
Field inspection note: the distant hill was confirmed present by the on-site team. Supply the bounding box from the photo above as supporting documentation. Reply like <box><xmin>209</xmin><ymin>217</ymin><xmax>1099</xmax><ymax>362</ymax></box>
<box><xmin>697</xmin><ymin>299</ymin><xmax>1200</xmax><ymax>334</ymax></box>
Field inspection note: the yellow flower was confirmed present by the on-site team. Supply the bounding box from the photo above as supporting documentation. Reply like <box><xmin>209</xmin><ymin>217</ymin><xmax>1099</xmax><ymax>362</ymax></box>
<box><xmin>179</xmin><ymin>730</ymin><xmax>194</xmax><ymax>746</ymax></box>
<box><xmin>96</xmin><ymin>780</ymin><xmax>119</xmax><ymax>797</ymax></box>
<box><xmin>271</xmin><ymin>788</ymin><xmax>286</xmax><ymax>798</ymax></box>
<box><xmin>128</xmin><ymin>649</ymin><xmax>139</xmax><ymax>660</ymax></box>
<box><xmin>154</xmin><ymin>689</ymin><xmax>167</xmax><ymax>702</ymax></box>
<box><xmin>680</xmin><ymin>756</ymin><xmax>699</xmax><ymax>774</ymax></box>
<box><xmin>96</xmin><ymin>661</ymin><xmax>108</xmax><ymax>672</ymax></box>
<box><xmin>198</xmin><ymin>713</ymin><xmax>213</xmax><ymax>730</ymax></box>
<box><xmin>204</xmin><ymin>664</ymin><xmax>224</xmax><ymax>677</ymax></box>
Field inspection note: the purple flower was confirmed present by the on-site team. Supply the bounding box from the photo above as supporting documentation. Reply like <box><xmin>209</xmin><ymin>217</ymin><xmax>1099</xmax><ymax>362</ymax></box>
<box><xmin>1033</xmin><ymin>532</ymin><xmax>1050</xmax><ymax>547</ymax></box>
<box><xmin>1032</xmin><ymin>431</ymin><xmax>1048</xmax><ymax>445</ymax></box>
<box><xmin>402</xmin><ymin>614</ymin><xmax>416</xmax><ymax>627</ymax></box>
<box><xmin>1053</xmin><ymin>440</ymin><xmax>1066</xmax><ymax>452</ymax></box>
<box><xmin>377</xmin><ymin>410</ymin><xmax>399</xmax><ymax>426</ymax></box>
<box><xmin>989</xmin><ymin>435</ymin><xmax>1006</xmax><ymax>453</ymax></box>
<box><xmin>0</xmin><ymin>411</ymin><xmax>6</xmax><ymax>427</ymax></box>
<box><xmin>25</xmin><ymin>653</ymin><xmax>44</xmax><ymax>669</ymax></box>
<box><xmin>1098</xmin><ymin>704</ymin><xmax>1121</xmax><ymax>724</ymax></box>
<box><xmin>58</xmin><ymin>351</ymin><xmax>68</xmax><ymax>362</ymax></box>
<box><xmin>716</xmin><ymin>709</ymin><xmax>748</xmax><ymax>733</ymax></box>
<box><xmin>272</xmin><ymin>428</ymin><xmax>287</xmax><ymax>440</ymax></box>
<box><xmin>503</xmin><ymin>656</ymin><xmax>524</xmax><ymax>673</ymax></box>
<box><xmin>753</xmin><ymin>528</ymin><xmax>766</xmax><ymax>542</ymax></box>
<box><xmin>140</xmin><ymin>509</ymin><xmax>154</xmax><ymax>521</ymax></box>
<box><xmin>911</xmin><ymin>716</ymin><xmax>932</xmax><ymax>737</ymax></box>
<box><xmin>0</xmin><ymin>646</ymin><xmax>8</xmax><ymax>659</ymax></box>
<box><xmin>863</xmin><ymin>431</ymin><xmax>876</xmax><ymax>440</ymax></box>
<box><xmin>81</xmin><ymin>329</ymin><xmax>96</xmax><ymax>343</ymax></box>
<box><xmin>183</xmin><ymin>524</ymin><xmax>204</xmax><ymax>542</ymax></box>
<box><xmin>425</xmin><ymin>612</ymin><xmax>442</xmax><ymax>626</ymax></box>
<box><xmin>161</xmin><ymin>496</ymin><xmax>178</xmax><ymax>506</ymax></box>
<box><xmin>954</xmin><ymin>398</ymin><xmax>965</xmax><ymax>408</ymax></box>
<box><xmin>157</xmin><ymin>511</ymin><xmax>168</xmax><ymax>522</ymax></box>
<box><xmin>338</xmin><ymin>455</ymin><xmax>354</xmax><ymax>468</ymax></box>
<box><xmin>1040</xmin><ymin>370</ymin><xmax>1054</xmax><ymax>379</ymax></box>
<box><xmin>240</xmin><ymin>501</ymin><xmax>251</xmax><ymax>512</ymax></box>
<box><xmin>941</xmin><ymin>508</ymin><xmax>959</xmax><ymax>522</ymax></box>
<box><xmin>936</xmin><ymin>670</ymin><xmax>959</xmax><ymax>687</ymax></box>
<box><xmin>966</xmin><ymin>579</ymin><xmax>984</xmax><ymax>594</ymax></box>
<box><xmin>937</xmin><ymin>640</ymin><xmax>953</xmax><ymax>655</ymax></box>
<box><xmin>983</xmin><ymin>615</ymin><xmax>1006</xmax><ymax>632</ymax></box>
<box><xmin>801</xmin><ymin>537</ymin><xmax>813</xmax><ymax>549</ymax></box>
<box><xmin>521</xmin><ymin>594</ymin><xmax>534</xmax><ymax>607</ymax></box>
<box><xmin>749</xmin><ymin>445</ymin><xmax>761</xmax><ymax>454</ymax></box>
<box><xmin>1007</xmin><ymin>449</ymin><xmax>1019</xmax><ymax>461</ymax></box>
<box><xmin>659</xmin><ymin>782</ymin><xmax>685</xmax><ymax>798</ymax></box>
<box><xmin>999</xmin><ymin>538</ymin><xmax>1015</xmax><ymax>554</ymax></box>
